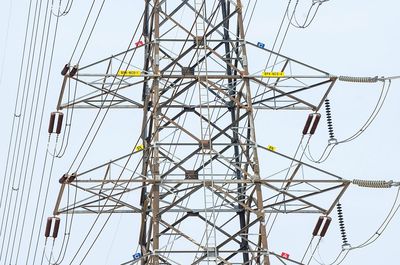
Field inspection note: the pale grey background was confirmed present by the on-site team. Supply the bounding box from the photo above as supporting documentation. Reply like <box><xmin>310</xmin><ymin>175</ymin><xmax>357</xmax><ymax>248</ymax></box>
<box><xmin>0</xmin><ymin>0</ymin><xmax>399</xmax><ymax>264</ymax></box>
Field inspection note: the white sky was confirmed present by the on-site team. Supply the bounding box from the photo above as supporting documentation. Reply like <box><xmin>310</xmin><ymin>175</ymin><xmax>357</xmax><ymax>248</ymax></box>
<box><xmin>0</xmin><ymin>0</ymin><xmax>399</xmax><ymax>264</ymax></box>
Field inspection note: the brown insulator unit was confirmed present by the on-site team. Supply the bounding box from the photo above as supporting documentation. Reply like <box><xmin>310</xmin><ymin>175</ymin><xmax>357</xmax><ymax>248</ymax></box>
<box><xmin>320</xmin><ymin>217</ymin><xmax>332</xmax><ymax>237</ymax></box>
<box><xmin>312</xmin><ymin>216</ymin><xmax>324</xmax><ymax>236</ymax></box>
<box><xmin>61</xmin><ymin>64</ymin><xmax>69</xmax><ymax>76</ymax></box>
<box><xmin>45</xmin><ymin>217</ymin><xmax>53</xmax><ymax>238</ymax></box>
<box><xmin>55</xmin><ymin>112</ymin><xmax>64</xmax><ymax>134</ymax></box>
<box><xmin>52</xmin><ymin>217</ymin><xmax>61</xmax><ymax>238</ymax></box>
<box><xmin>309</xmin><ymin>114</ymin><xmax>321</xmax><ymax>135</ymax></box>
<box><xmin>69</xmin><ymin>65</ymin><xmax>78</xmax><ymax>77</ymax></box>
<box><xmin>48</xmin><ymin>112</ymin><xmax>56</xmax><ymax>134</ymax></box>
<box><xmin>59</xmin><ymin>173</ymin><xmax>68</xmax><ymax>184</ymax></box>
<box><xmin>302</xmin><ymin>114</ymin><xmax>313</xmax><ymax>135</ymax></box>
<box><xmin>67</xmin><ymin>173</ymin><xmax>77</xmax><ymax>183</ymax></box>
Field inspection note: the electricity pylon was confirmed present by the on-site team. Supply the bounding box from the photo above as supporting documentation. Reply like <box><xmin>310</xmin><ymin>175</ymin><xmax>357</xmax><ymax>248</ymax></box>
<box><xmin>53</xmin><ymin>1</ymin><xmax>349</xmax><ymax>264</ymax></box>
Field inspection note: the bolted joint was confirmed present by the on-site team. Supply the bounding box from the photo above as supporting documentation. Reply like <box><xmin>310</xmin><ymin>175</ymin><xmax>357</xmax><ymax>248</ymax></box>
<box><xmin>185</xmin><ymin>170</ymin><xmax>199</xmax><ymax>179</ymax></box>
<box><xmin>184</xmin><ymin>106</ymin><xmax>195</xmax><ymax>112</ymax></box>
<box><xmin>227</xmin><ymin>101</ymin><xmax>236</xmax><ymax>111</ymax></box>
<box><xmin>182</xmin><ymin>66</ymin><xmax>194</xmax><ymax>75</ymax></box>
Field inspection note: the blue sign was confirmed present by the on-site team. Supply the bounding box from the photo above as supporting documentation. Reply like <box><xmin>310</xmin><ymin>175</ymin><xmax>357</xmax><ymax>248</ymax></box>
<box><xmin>133</xmin><ymin>252</ymin><xmax>142</xmax><ymax>260</ymax></box>
<box><xmin>257</xmin><ymin>42</ymin><xmax>265</xmax><ymax>49</ymax></box>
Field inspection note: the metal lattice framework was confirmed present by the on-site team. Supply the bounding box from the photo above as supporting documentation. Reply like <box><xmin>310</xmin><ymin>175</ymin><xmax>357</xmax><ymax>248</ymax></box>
<box><xmin>53</xmin><ymin>1</ymin><xmax>350</xmax><ymax>264</ymax></box>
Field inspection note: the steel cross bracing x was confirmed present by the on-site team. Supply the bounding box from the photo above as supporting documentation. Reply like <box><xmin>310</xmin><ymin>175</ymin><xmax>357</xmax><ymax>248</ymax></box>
<box><xmin>53</xmin><ymin>1</ymin><xmax>346</xmax><ymax>264</ymax></box>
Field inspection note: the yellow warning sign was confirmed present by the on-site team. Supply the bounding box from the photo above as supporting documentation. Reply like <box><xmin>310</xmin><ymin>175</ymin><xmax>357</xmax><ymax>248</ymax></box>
<box><xmin>267</xmin><ymin>145</ymin><xmax>277</xmax><ymax>151</ymax></box>
<box><xmin>135</xmin><ymin>144</ymin><xmax>144</xmax><ymax>151</ymax></box>
<box><xmin>118</xmin><ymin>70</ymin><xmax>141</xmax><ymax>77</ymax></box>
<box><xmin>261</xmin><ymin>71</ymin><xmax>285</xmax><ymax>78</ymax></box>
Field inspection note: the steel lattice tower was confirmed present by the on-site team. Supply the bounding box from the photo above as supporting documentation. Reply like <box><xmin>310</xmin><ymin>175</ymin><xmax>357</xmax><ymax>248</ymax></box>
<box><xmin>53</xmin><ymin>1</ymin><xmax>350</xmax><ymax>264</ymax></box>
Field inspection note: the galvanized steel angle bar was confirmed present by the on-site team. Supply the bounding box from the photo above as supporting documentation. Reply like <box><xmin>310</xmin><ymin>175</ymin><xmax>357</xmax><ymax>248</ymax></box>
<box><xmin>192</xmin><ymin>109</ymin><xmax>233</xmax><ymax>140</ymax></box>
<box><xmin>160</xmin><ymin>80</ymin><xmax>197</xmax><ymax>107</ymax></box>
<box><xmin>214</xmin><ymin>150</ymin><xmax>256</xmax><ymax>180</ymax></box>
<box><xmin>261</xmin><ymin>182</ymin><xmax>347</xmax><ymax>213</ymax></box>
<box><xmin>159</xmin><ymin>184</ymin><xmax>203</xmax><ymax>215</ymax></box>
<box><xmin>159</xmin><ymin>112</ymin><xmax>249</xmax><ymax>178</ymax></box>
<box><xmin>158</xmin><ymin>149</ymin><xmax>186</xmax><ymax>172</ymax></box>
<box><xmin>207</xmin><ymin>45</ymin><xmax>244</xmax><ymax>74</ymax></box>
<box><xmin>315</xmin><ymin>77</ymin><xmax>337</xmax><ymax>111</ymax></box>
<box><xmin>159</xmin><ymin>0</ymin><xmax>189</xmax><ymax>27</ymax></box>
<box><xmin>158</xmin><ymin>8</ymin><xmax>196</xmax><ymax>38</ymax></box>
<box><xmin>195</xmin><ymin>143</ymin><xmax>236</xmax><ymax>174</ymax></box>
<box><xmin>158</xmin><ymin>108</ymin><xmax>186</xmax><ymax>129</ymax></box>
<box><xmin>258</xmin><ymin>145</ymin><xmax>342</xmax><ymax>179</ymax></box>
<box><xmin>183</xmin><ymin>0</ymin><xmax>225</xmax><ymax>38</ymax></box>
<box><xmin>200</xmin><ymin>78</ymin><xmax>244</xmax><ymax>107</ymax></box>
<box><xmin>59</xmin><ymin>183</ymin><xmax>142</xmax><ymax>214</ymax></box>
<box><xmin>63</xmin><ymin>77</ymin><xmax>143</xmax><ymax>108</ymax></box>
<box><xmin>249</xmin><ymin>77</ymin><xmax>318</xmax><ymax>110</ymax></box>
<box><xmin>191</xmin><ymin>216</ymin><xmax>263</xmax><ymax>265</ymax></box>
<box><xmin>158</xmin><ymin>218</ymin><xmax>205</xmax><ymax>249</ymax></box>
<box><xmin>252</xmin><ymin>79</ymin><xmax>333</xmax><ymax>109</ymax></box>
<box><xmin>158</xmin><ymin>213</ymin><xmax>190</xmax><ymax>237</ymax></box>
<box><xmin>208</xmin><ymin>188</ymin><xmax>238</xmax><ymax>210</ymax></box>
<box><xmin>158</xmin><ymin>183</ymin><xmax>196</xmax><ymax>204</ymax></box>
<box><xmin>158</xmin><ymin>47</ymin><xmax>185</xmax><ymax>67</ymax></box>
<box><xmin>159</xmin><ymin>113</ymin><xmax>201</xmax><ymax>142</ymax></box>
<box><xmin>213</xmin><ymin>184</ymin><xmax>256</xmax><ymax>214</ymax></box>
<box><xmin>160</xmin><ymin>11</ymin><xmax>237</xmax><ymax>73</ymax></box>
<box><xmin>246</xmin><ymin>41</ymin><xmax>329</xmax><ymax>75</ymax></box>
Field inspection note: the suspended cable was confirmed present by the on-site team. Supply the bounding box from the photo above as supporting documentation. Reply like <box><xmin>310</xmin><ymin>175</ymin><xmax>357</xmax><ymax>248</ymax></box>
<box><xmin>21</xmin><ymin>3</ymin><xmax>63</xmax><ymax>264</ymax></box>
<box><xmin>244</xmin><ymin>0</ymin><xmax>258</xmax><ymax>35</ymax></box>
<box><xmin>51</xmin><ymin>0</ymin><xmax>74</xmax><ymax>17</ymax></box>
<box><xmin>312</xmin><ymin>186</ymin><xmax>400</xmax><ymax>265</ymax></box>
<box><xmin>0</xmin><ymin>0</ymin><xmax>45</xmax><ymax>261</ymax></box>
<box><xmin>77</xmin><ymin>0</ymin><xmax>106</xmax><ymax>64</ymax></box>
<box><xmin>0</xmin><ymin>0</ymin><xmax>35</xmax><ymax>228</ymax></box>
<box><xmin>68</xmin><ymin>0</ymin><xmax>97</xmax><ymax>63</ymax></box>
<box><xmin>6</xmin><ymin>0</ymin><xmax>54</xmax><ymax>262</ymax></box>
<box><xmin>0</xmin><ymin>0</ymin><xmax>13</xmax><ymax>86</ymax></box>
<box><xmin>287</xmin><ymin>0</ymin><xmax>328</xmax><ymax>29</ymax></box>
<box><xmin>305</xmin><ymin>80</ymin><xmax>391</xmax><ymax>163</ymax></box>
<box><xmin>14</xmin><ymin>4</ymin><xmax>61</xmax><ymax>263</ymax></box>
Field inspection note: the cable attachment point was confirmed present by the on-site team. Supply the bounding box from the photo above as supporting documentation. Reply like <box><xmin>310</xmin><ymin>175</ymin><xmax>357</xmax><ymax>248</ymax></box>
<box><xmin>339</xmin><ymin>76</ymin><xmax>378</xmax><ymax>83</ymax></box>
<box><xmin>353</xmin><ymin>179</ymin><xmax>397</xmax><ymax>188</ymax></box>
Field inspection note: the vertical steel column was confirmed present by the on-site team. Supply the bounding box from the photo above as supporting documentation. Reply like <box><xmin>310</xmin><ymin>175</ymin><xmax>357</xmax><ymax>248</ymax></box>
<box><xmin>236</xmin><ymin>0</ymin><xmax>271</xmax><ymax>264</ymax></box>
<box><xmin>139</xmin><ymin>2</ymin><xmax>152</xmax><ymax>262</ymax></box>
<box><xmin>220</xmin><ymin>0</ymin><xmax>250</xmax><ymax>263</ymax></box>
<box><xmin>151</xmin><ymin>1</ymin><xmax>161</xmax><ymax>264</ymax></box>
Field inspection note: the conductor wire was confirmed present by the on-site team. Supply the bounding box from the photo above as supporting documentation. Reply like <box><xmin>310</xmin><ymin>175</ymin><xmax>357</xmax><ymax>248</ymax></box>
<box><xmin>305</xmin><ymin>80</ymin><xmax>390</xmax><ymax>163</ymax></box>
<box><xmin>68</xmin><ymin>0</ymin><xmax>97</xmax><ymax>63</ymax></box>
<box><xmin>311</xmin><ymin>186</ymin><xmax>400</xmax><ymax>265</ymax></box>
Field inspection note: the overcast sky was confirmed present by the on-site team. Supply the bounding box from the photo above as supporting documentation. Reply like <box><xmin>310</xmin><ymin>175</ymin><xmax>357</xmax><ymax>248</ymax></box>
<box><xmin>0</xmin><ymin>0</ymin><xmax>399</xmax><ymax>264</ymax></box>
